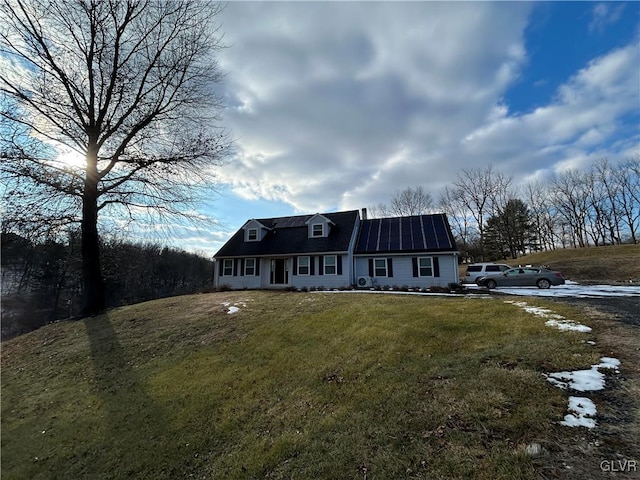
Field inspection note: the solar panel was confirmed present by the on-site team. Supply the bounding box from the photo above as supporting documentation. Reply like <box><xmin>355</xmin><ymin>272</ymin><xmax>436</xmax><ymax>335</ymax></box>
<box><xmin>372</xmin><ymin>218</ymin><xmax>382</xmax><ymax>251</ymax></box>
<box><xmin>401</xmin><ymin>217</ymin><xmax>413</xmax><ymax>250</ymax></box>
<box><xmin>418</xmin><ymin>216</ymin><xmax>432</xmax><ymax>249</ymax></box>
<box><xmin>273</xmin><ymin>216</ymin><xmax>310</xmax><ymax>228</ymax></box>
<box><xmin>389</xmin><ymin>217</ymin><xmax>401</xmax><ymax>250</ymax></box>
<box><xmin>433</xmin><ymin>215</ymin><xmax>452</xmax><ymax>249</ymax></box>
<box><xmin>380</xmin><ymin>218</ymin><xmax>391</xmax><ymax>251</ymax></box>
<box><xmin>358</xmin><ymin>219</ymin><xmax>372</xmax><ymax>251</ymax></box>
<box><xmin>355</xmin><ymin>214</ymin><xmax>456</xmax><ymax>253</ymax></box>
<box><xmin>409</xmin><ymin>216</ymin><xmax>423</xmax><ymax>250</ymax></box>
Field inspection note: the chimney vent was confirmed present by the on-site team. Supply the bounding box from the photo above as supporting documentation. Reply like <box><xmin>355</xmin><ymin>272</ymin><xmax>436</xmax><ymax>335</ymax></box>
<box><xmin>361</xmin><ymin>208</ymin><xmax>368</xmax><ymax>220</ymax></box>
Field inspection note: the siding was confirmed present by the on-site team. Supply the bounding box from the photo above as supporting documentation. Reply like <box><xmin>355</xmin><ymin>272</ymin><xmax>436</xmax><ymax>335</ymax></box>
<box><xmin>216</xmin><ymin>257</ymin><xmax>262</xmax><ymax>289</ymax></box>
<box><xmin>290</xmin><ymin>255</ymin><xmax>351</xmax><ymax>289</ymax></box>
<box><xmin>354</xmin><ymin>254</ymin><xmax>458</xmax><ymax>288</ymax></box>
<box><xmin>216</xmin><ymin>255</ymin><xmax>353</xmax><ymax>290</ymax></box>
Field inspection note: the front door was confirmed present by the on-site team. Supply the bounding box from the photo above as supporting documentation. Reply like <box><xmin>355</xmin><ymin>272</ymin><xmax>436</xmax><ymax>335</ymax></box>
<box><xmin>270</xmin><ymin>258</ymin><xmax>288</xmax><ymax>285</ymax></box>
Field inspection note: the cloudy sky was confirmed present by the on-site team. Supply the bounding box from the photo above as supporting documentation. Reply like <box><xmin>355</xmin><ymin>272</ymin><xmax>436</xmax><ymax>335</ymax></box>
<box><xmin>185</xmin><ymin>1</ymin><xmax>639</xmax><ymax>255</ymax></box>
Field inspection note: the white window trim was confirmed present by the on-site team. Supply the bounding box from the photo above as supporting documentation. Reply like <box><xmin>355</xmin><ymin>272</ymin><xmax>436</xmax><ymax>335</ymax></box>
<box><xmin>324</xmin><ymin>255</ymin><xmax>337</xmax><ymax>275</ymax></box>
<box><xmin>244</xmin><ymin>258</ymin><xmax>256</xmax><ymax>276</ymax></box>
<box><xmin>222</xmin><ymin>259</ymin><xmax>233</xmax><ymax>276</ymax></box>
<box><xmin>374</xmin><ymin>258</ymin><xmax>388</xmax><ymax>277</ymax></box>
<box><xmin>298</xmin><ymin>256</ymin><xmax>310</xmax><ymax>276</ymax></box>
<box><xmin>247</xmin><ymin>228</ymin><xmax>258</xmax><ymax>241</ymax></box>
<box><xmin>312</xmin><ymin>223</ymin><xmax>324</xmax><ymax>237</ymax></box>
<box><xmin>418</xmin><ymin>257</ymin><xmax>433</xmax><ymax>277</ymax></box>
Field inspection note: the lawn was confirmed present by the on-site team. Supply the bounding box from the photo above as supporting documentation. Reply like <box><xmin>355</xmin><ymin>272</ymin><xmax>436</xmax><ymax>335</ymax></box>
<box><xmin>0</xmin><ymin>291</ymin><xmax>624</xmax><ymax>479</ymax></box>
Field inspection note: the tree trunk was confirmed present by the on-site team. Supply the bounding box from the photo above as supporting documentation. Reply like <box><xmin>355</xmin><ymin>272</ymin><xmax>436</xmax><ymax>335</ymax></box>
<box><xmin>81</xmin><ymin>145</ymin><xmax>106</xmax><ymax>316</ymax></box>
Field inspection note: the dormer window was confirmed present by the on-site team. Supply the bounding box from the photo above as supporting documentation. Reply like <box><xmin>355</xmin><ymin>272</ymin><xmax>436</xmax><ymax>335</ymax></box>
<box><xmin>312</xmin><ymin>224</ymin><xmax>324</xmax><ymax>237</ymax></box>
<box><xmin>247</xmin><ymin>228</ymin><xmax>258</xmax><ymax>241</ymax></box>
<box><xmin>306</xmin><ymin>213</ymin><xmax>333</xmax><ymax>239</ymax></box>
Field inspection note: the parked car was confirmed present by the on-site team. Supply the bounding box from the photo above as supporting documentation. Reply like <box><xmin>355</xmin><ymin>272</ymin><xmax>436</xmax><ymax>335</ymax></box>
<box><xmin>462</xmin><ymin>263</ymin><xmax>512</xmax><ymax>284</ymax></box>
<box><xmin>476</xmin><ymin>266</ymin><xmax>565</xmax><ymax>289</ymax></box>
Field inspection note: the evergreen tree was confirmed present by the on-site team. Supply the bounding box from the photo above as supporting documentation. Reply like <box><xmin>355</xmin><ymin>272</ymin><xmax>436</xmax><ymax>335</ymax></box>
<box><xmin>484</xmin><ymin>199</ymin><xmax>534</xmax><ymax>259</ymax></box>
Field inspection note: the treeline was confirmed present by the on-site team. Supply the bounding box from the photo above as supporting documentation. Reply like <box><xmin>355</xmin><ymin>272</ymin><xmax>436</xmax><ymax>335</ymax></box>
<box><xmin>1</xmin><ymin>232</ymin><xmax>214</xmax><ymax>339</ymax></box>
<box><xmin>372</xmin><ymin>157</ymin><xmax>640</xmax><ymax>262</ymax></box>
<box><xmin>443</xmin><ymin>158</ymin><xmax>640</xmax><ymax>261</ymax></box>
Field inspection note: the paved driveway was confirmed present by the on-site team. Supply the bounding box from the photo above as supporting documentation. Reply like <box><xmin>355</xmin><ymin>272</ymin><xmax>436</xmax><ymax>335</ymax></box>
<box><xmin>470</xmin><ymin>282</ymin><xmax>640</xmax><ymax>327</ymax></box>
<box><xmin>468</xmin><ymin>281</ymin><xmax>640</xmax><ymax>298</ymax></box>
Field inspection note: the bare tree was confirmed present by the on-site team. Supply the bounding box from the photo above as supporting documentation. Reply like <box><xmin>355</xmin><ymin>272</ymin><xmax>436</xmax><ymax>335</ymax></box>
<box><xmin>592</xmin><ymin>158</ymin><xmax>624</xmax><ymax>244</ymax></box>
<box><xmin>1</xmin><ymin>0</ymin><xmax>230</xmax><ymax>315</ymax></box>
<box><xmin>523</xmin><ymin>180</ymin><xmax>560</xmax><ymax>251</ymax></box>
<box><xmin>438</xmin><ymin>185</ymin><xmax>475</xmax><ymax>260</ymax></box>
<box><xmin>369</xmin><ymin>186</ymin><xmax>433</xmax><ymax>218</ymax></box>
<box><xmin>549</xmin><ymin>170</ymin><xmax>591</xmax><ymax>248</ymax></box>
<box><xmin>612</xmin><ymin>157</ymin><xmax>640</xmax><ymax>244</ymax></box>
<box><xmin>389</xmin><ymin>186</ymin><xmax>433</xmax><ymax>216</ymax></box>
<box><xmin>452</xmin><ymin>165</ymin><xmax>511</xmax><ymax>260</ymax></box>
<box><xmin>367</xmin><ymin>202</ymin><xmax>392</xmax><ymax>219</ymax></box>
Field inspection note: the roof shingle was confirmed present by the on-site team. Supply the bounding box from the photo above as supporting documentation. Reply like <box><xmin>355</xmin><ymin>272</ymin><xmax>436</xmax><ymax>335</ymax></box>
<box><xmin>215</xmin><ymin>210</ymin><xmax>360</xmax><ymax>257</ymax></box>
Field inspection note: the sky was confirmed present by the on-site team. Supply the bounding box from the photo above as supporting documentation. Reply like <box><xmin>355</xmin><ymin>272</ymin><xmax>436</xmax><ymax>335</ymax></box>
<box><xmin>167</xmin><ymin>1</ymin><xmax>639</xmax><ymax>256</ymax></box>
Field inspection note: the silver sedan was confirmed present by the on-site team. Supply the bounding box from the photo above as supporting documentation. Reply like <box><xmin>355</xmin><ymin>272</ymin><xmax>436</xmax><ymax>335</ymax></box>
<box><xmin>476</xmin><ymin>267</ymin><xmax>566</xmax><ymax>289</ymax></box>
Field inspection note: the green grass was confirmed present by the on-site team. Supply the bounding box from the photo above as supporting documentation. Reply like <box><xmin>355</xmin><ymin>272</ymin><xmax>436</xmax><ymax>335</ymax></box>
<box><xmin>2</xmin><ymin>291</ymin><xmax>603</xmax><ymax>479</ymax></box>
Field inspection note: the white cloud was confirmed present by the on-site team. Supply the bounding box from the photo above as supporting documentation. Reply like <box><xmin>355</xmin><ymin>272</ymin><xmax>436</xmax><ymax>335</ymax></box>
<box><xmin>213</xmin><ymin>2</ymin><xmax>638</xmax><ymax>218</ymax></box>
<box><xmin>459</xmin><ymin>41</ymin><xmax>639</xmax><ymax>178</ymax></box>
<box><xmin>589</xmin><ymin>3</ymin><xmax>626</xmax><ymax>33</ymax></box>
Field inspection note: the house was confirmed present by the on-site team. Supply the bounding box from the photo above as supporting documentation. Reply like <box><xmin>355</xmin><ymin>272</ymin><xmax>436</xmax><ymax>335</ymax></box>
<box><xmin>214</xmin><ymin>210</ymin><xmax>361</xmax><ymax>290</ymax></box>
<box><xmin>354</xmin><ymin>215</ymin><xmax>459</xmax><ymax>288</ymax></box>
<box><xmin>213</xmin><ymin>209</ymin><xmax>459</xmax><ymax>289</ymax></box>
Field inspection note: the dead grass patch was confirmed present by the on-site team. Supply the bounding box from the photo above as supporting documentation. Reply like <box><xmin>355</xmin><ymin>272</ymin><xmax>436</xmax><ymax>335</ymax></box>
<box><xmin>2</xmin><ymin>291</ymin><xmax>636</xmax><ymax>479</ymax></box>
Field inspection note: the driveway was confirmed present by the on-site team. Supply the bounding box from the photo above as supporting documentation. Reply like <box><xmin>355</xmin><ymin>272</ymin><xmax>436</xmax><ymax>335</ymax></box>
<box><xmin>469</xmin><ymin>282</ymin><xmax>640</xmax><ymax>327</ymax></box>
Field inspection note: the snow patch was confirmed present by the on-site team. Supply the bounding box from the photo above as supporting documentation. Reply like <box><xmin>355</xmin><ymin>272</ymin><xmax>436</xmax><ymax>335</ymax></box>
<box><xmin>545</xmin><ymin>357</ymin><xmax>621</xmax><ymax>429</ymax></box>
<box><xmin>470</xmin><ymin>283</ymin><xmax>640</xmax><ymax>298</ymax></box>
<box><xmin>561</xmin><ymin>397</ymin><xmax>597</xmax><ymax>428</ymax></box>
<box><xmin>220</xmin><ymin>302</ymin><xmax>244</xmax><ymax>314</ymax></box>
<box><xmin>544</xmin><ymin>319</ymin><xmax>592</xmax><ymax>332</ymax></box>
<box><xmin>503</xmin><ymin>300</ymin><xmax>591</xmax><ymax>332</ymax></box>
<box><xmin>545</xmin><ymin>357</ymin><xmax>620</xmax><ymax>392</ymax></box>
<box><xmin>512</xmin><ymin>296</ymin><xmax>625</xmax><ymax>431</ymax></box>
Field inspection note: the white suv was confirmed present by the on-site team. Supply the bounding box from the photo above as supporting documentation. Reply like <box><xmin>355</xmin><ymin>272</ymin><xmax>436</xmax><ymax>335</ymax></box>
<box><xmin>462</xmin><ymin>263</ymin><xmax>511</xmax><ymax>284</ymax></box>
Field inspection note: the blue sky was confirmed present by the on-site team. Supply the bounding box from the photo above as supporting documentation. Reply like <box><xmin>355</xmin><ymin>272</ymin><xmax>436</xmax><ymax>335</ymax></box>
<box><xmin>162</xmin><ymin>1</ymin><xmax>639</xmax><ymax>256</ymax></box>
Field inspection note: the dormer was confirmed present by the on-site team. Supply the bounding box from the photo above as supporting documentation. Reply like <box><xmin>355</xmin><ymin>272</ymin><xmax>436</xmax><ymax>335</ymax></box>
<box><xmin>242</xmin><ymin>219</ymin><xmax>270</xmax><ymax>242</ymax></box>
<box><xmin>305</xmin><ymin>213</ymin><xmax>334</xmax><ymax>239</ymax></box>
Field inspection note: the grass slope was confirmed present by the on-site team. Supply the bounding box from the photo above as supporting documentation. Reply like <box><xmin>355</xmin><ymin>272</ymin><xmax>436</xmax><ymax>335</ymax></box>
<box><xmin>0</xmin><ymin>291</ymin><xmax>625</xmax><ymax>479</ymax></box>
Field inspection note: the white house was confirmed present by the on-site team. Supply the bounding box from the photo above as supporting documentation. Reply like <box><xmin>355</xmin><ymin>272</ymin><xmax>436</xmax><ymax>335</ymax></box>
<box><xmin>214</xmin><ymin>209</ymin><xmax>459</xmax><ymax>289</ymax></box>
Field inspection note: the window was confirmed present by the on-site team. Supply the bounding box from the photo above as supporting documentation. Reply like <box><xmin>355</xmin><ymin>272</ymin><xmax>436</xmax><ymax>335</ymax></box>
<box><xmin>298</xmin><ymin>256</ymin><xmax>310</xmax><ymax>275</ymax></box>
<box><xmin>222</xmin><ymin>259</ymin><xmax>233</xmax><ymax>276</ymax></box>
<box><xmin>374</xmin><ymin>258</ymin><xmax>388</xmax><ymax>277</ymax></box>
<box><xmin>245</xmin><ymin>258</ymin><xmax>256</xmax><ymax>276</ymax></box>
<box><xmin>324</xmin><ymin>255</ymin><xmax>337</xmax><ymax>275</ymax></box>
<box><xmin>312</xmin><ymin>224</ymin><xmax>324</xmax><ymax>237</ymax></box>
<box><xmin>418</xmin><ymin>257</ymin><xmax>433</xmax><ymax>276</ymax></box>
<box><xmin>485</xmin><ymin>265</ymin><xmax>505</xmax><ymax>272</ymax></box>
<box><xmin>505</xmin><ymin>268</ymin><xmax>525</xmax><ymax>276</ymax></box>
<box><xmin>247</xmin><ymin>228</ymin><xmax>258</xmax><ymax>241</ymax></box>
